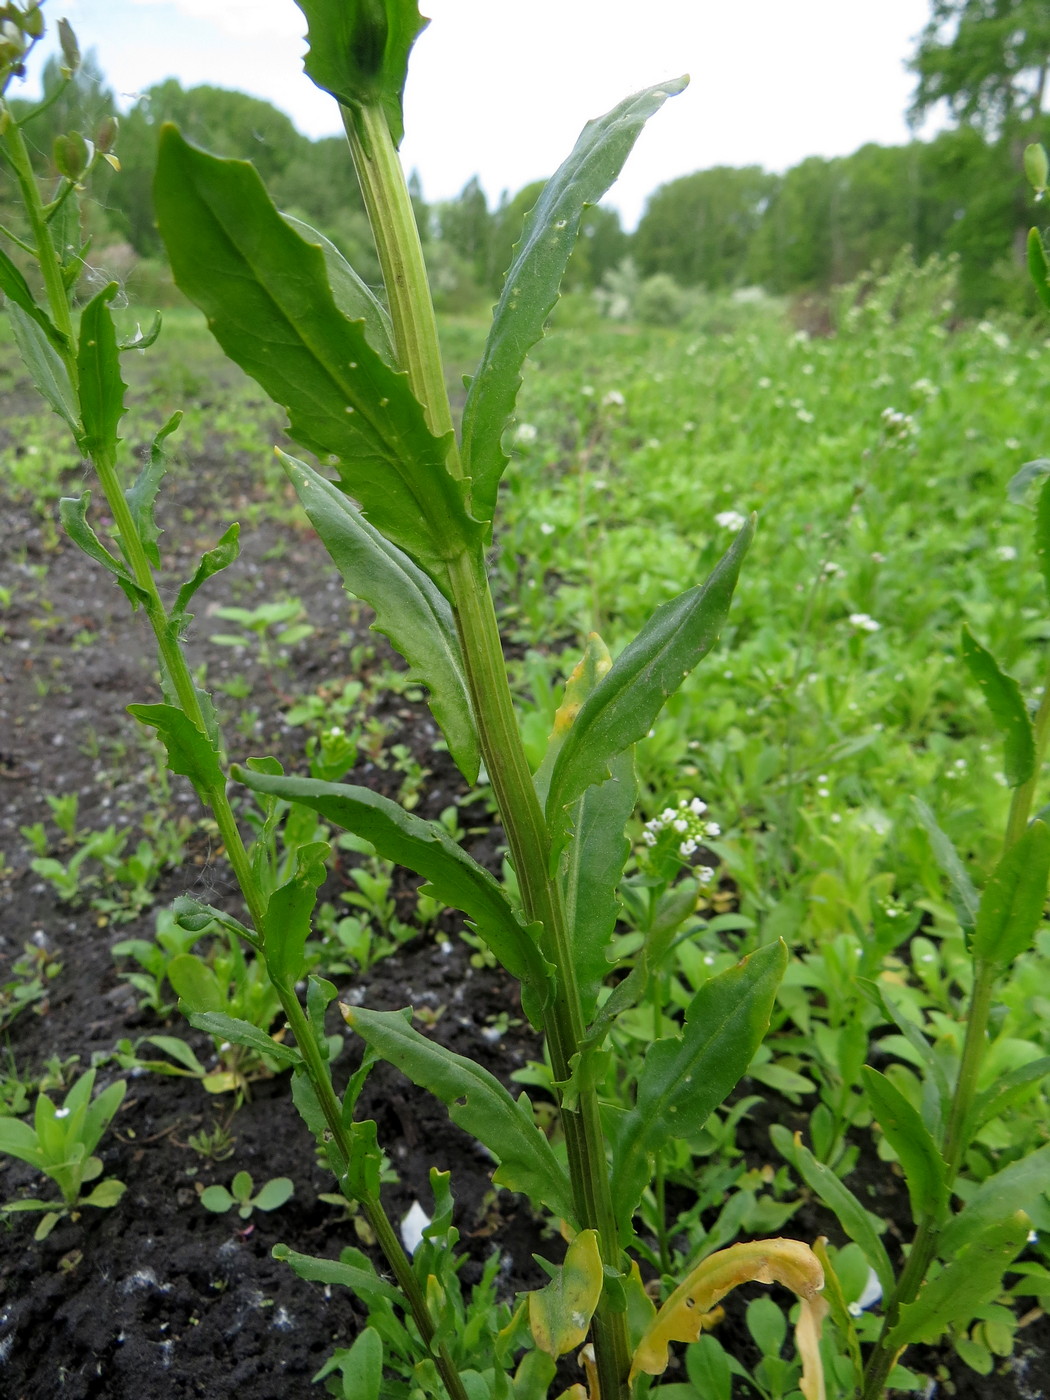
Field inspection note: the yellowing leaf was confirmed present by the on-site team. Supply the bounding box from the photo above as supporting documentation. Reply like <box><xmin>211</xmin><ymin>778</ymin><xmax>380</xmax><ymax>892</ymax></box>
<box><xmin>630</xmin><ymin>1237</ymin><xmax>828</xmax><ymax>1400</ymax></box>
<box><xmin>529</xmin><ymin>1229</ymin><xmax>603</xmax><ymax>1357</ymax></box>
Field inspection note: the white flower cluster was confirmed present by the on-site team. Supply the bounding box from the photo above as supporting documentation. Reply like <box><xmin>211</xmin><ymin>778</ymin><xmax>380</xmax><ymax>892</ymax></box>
<box><xmin>880</xmin><ymin>407</ymin><xmax>916</xmax><ymax>441</ymax></box>
<box><xmin>642</xmin><ymin>797</ymin><xmax>720</xmax><ymax>869</ymax></box>
<box><xmin>715</xmin><ymin>509</ymin><xmax>747</xmax><ymax>531</ymax></box>
<box><xmin>514</xmin><ymin>422</ymin><xmax>538</xmax><ymax>445</ymax></box>
<box><xmin>849</xmin><ymin>612</ymin><xmax>881</xmax><ymax>632</ymax></box>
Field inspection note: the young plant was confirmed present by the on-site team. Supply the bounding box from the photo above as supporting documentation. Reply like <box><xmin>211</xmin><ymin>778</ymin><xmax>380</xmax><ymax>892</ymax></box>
<box><xmin>200</xmin><ymin>1169</ymin><xmax>294</xmax><ymax>1219</ymax></box>
<box><xmin>0</xmin><ymin>1067</ymin><xmax>127</xmax><ymax>1240</ymax></box>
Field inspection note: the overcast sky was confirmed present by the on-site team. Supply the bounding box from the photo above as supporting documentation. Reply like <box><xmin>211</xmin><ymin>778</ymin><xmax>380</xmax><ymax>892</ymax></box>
<box><xmin>21</xmin><ymin>0</ymin><xmax>940</xmax><ymax>227</ymax></box>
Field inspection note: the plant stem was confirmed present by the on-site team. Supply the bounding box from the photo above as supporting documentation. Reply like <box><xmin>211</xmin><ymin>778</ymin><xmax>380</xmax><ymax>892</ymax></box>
<box><xmin>10</xmin><ymin>107</ymin><xmax>469</xmax><ymax>1400</ymax></box>
<box><xmin>343</xmin><ymin>95</ymin><xmax>633</xmax><ymax>1398</ymax></box>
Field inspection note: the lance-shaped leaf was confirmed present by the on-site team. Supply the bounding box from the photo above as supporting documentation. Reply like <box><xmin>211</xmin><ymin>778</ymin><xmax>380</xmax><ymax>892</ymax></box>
<box><xmin>292</xmin><ymin>0</ymin><xmax>427</xmax><ymax>146</ymax></box>
<box><xmin>462</xmin><ymin>77</ymin><xmax>687</xmax><ymax>529</ymax></box>
<box><xmin>59</xmin><ymin>492</ymin><xmax>149</xmax><ymax>610</ymax></box>
<box><xmin>971</xmin><ymin>819</ymin><xmax>1050</xmax><ymax>967</ymax></box>
<box><xmin>128</xmin><ymin>703</ymin><xmax>225</xmax><ymax>799</ymax></box>
<box><xmin>342</xmin><ymin>1005</ymin><xmax>576</xmax><ymax>1223</ymax></box>
<box><xmin>77</xmin><ymin>282</ymin><xmax>125</xmax><ymax>467</ymax></box>
<box><xmin>0</xmin><ymin>244</ymin><xmax>68</xmax><ymax>352</ymax></box>
<box><xmin>912</xmin><ymin>798</ymin><xmax>979</xmax><ymax>942</ymax></box>
<box><xmin>282</xmin><ymin>214</ymin><xmax>394</xmax><ymax>363</ymax></box>
<box><xmin>861</xmin><ymin>1067</ymin><xmax>948</xmax><ymax>1222</ymax></box>
<box><xmin>970</xmin><ymin>1056</ymin><xmax>1050</xmax><ymax>1132</ymax></box>
<box><xmin>172</xmin><ymin>523</ymin><xmax>241</xmax><ymax>632</ymax></box>
<box><xmin>562</xmin><ymin>749</ymin><xmax>636</xmax><ymax>1024</ymax></box>
<box><xmin>281</xmin><ymin>451</ymin><xmax>479</xmax><ymax>783</ymax></box>
<box><xmin>186</xmin><ymin>1012</ymin><xmax>302</xmax><ymax>1069</ymax></box>
<box><xmin>535</xmin><ymin>634</ymin><xmax>633</xmax><ymax>1021</ymax></box>
<box><xmin>273</xmin><ymin>1242</ymin><xmax>403</xmax><ymax>1306</ymax></box>
<box><xmin>546</xmin><ymin>519</ymin><xmax>753</xmax><ymax>825</ymax></box>
<box><xmin>528</xmin><ymin>1230</ymin><xmax>603</xmax><ymax>1357</ymax></box>
<box><xmin>7</xmin><ymin>303</ymin><xmax>80</xmax><ymax>440</ymax></box>
<box><xmin>125</xmin><ymin>411</ymin><xmax>182</xmax><ymax>568</ymax></box>
<box><xmin>263</xmin><ymin>840</ymin><xmax>329</xmax><ymax>987</ymax></box>
<box><xmin>937</xmin><ymin>1142</ymin><xmax>1050</xmax><ymax>1260</ymax></box>
<box><xmin>154</xmin><ymin>128</ymin><xmax>476</xmax><ymax>585</ymax></box>
<box><xmin>234</xmin><ymin>768</ymin><xmax>550</xmax><ymax>1006</ymax></box>
<box><xmin>770</xmin><ymin>1124</ymin><xmax>894</xmax><ymax>1299</ymax></box>
<box><xmin>889</xmin><ymin>1214</ymin><xmax>1029</xmax><ymax>1349</ymax></box>
<box><xmin>611</xmin><ymin>938</ymin><xmax>786</xmax><ymax>1235</ymax></box>
<box><xmin>629</xmin><ymin>1237</ymin><xmax>827</xmax><ymax>1397</ymax></box>
<box><xmin>960</xmin><ymin>625</ymin><xmax>1035</xmax><ymax>788</ymax></box>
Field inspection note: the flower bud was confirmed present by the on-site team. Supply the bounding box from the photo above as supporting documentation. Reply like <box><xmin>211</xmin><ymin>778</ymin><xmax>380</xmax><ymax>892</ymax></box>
<box><xmin>95</xmin><ymin>114</ymin><xmax>118</xmax><ymax>153</ymax></box>
<box><xmin>1025</xmin><ymin>143</ymin><xmax>1049</xmax><ymax>199</ymax></box>
<box><xmin>57</xmin><ymin>16</ymin><xmax>79</xmax><ymax>76</ymax></box>
<box><xmin>53</xmin><ymin>130</ymin><xmax>90</xmax><ymax>181</ymax></box>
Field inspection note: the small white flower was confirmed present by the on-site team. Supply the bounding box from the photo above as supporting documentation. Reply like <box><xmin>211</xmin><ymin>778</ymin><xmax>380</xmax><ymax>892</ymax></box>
<box><xmin>871</xmin><ymin>551</ymin><xmax>886</xmax><ymax>563</ymax></box>
<box><xmin>705</xmin><ymin>822</ymin><xmax>721</xmax><ymax>838</ymax></box>
<box><xmin>697</xmin><ymin>866</ymin><xmax>715</xmax><ymax>884</ymax></box>
<box><xmin>757</xmin><ymin>376</ymin><xmax>772</xmax><ymax>389</ymax></box>
<box><xmin>679</xmin><ymin>839</ymin><xmax>697</xmax><ymax>857</ymax></box>
<box><xmin>581</xmin><ymin>384</ymin><xmax>594</xmax><ymax>397</ymax></box>
<box><xmin>822</xmin><ymin>560</ymin><xmax>843</xmax><ymax>577</ymax></box>
<box><xmin>642</xmin><ymin>830</ymin><xmax>657</xmax><ymax>846</ymax></box>
<box><xmin>514</xmin><ymin>422</ymin><xmax>538</xmax><ymax>445</ymax></box>
<box><xmin>714</xmin><ymin>510</ymin><xmax>746</xmax><ymax>531</ymax></box>
<box><xmin>539</xmin><ymin>522</ymin><xmax>556</xmax><ymax>536</ymax></box>
<box><xmin>602</xmin><ymin>389</ymin><xmax>625</xmax><ymax>408</ymax></box>
<box><xmin>660</xmin><ymin>808</ymin><xmax>676</xmax><ymax>823</ymax></box>
<box><xmin>689</xmin><ymin>798</ymin><xmax>706</xmax><ymax>815</ymax></box>
<box><xmin>1005</xmin><ymin>437</ymin><xmax>1021</xmax><ymax>451</ymax></box>
<box><xmin>849</xmin><ymin>613</ymin><xmax>881</xmax><ymax>633</ymax></box>
<box><xmin>796</xmin><ymin>408</ymin><xmax>815</xmax><ymax>424</ymax></box>
<box><xmin>673</xmin><ymin>819</ymin><xmax>688</xmax><ymax>833</ymax></box>
<box><xmin>996</xmin><ymin>545</ymin><xmax>1018</xmax><ymax>561</ymax></box>
<box><xmin>54</xmin><ymin>1107</ymin><xmax>71</xmax><ymax>1119</ymax></box>
<box><xmin>910</xmin><ymin>377</ymin><xmax>937</xmax><ymax>398</ymax></box>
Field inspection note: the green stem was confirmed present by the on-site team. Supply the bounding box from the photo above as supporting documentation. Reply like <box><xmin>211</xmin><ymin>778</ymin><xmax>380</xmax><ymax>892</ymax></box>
<box><xmin>8</xmin><ymin>107</ymin><xmax>467</xmax><ymax>1400</ymax></box>
<box><xmin>341</xmin><ymin>102</ymin><xmax>459</xmax><ymax>458</ymax></box>
<box><xmin>343</xmin><ymin>96</ymin><xmax>633</xmax><ymax>1398</ymax></box>
<box><xmin>278</xmin><ymin>990</ymin><xmax>470</xmax><ymax>1400</ymax></box>
<box><xmin>1</xmin><ymin>117</ymin><xmax>74</xmax><ymax>346</ymax></box>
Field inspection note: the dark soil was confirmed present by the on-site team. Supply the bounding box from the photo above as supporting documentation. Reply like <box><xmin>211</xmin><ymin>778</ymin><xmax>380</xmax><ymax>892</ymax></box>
<box><xmin>0</xmin><ymin>376</ymin><xmax>1046</xmax><ymax>1398</ymax></box>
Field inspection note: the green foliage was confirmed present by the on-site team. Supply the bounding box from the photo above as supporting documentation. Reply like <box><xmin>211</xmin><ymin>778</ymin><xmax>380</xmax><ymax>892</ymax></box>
<box><xmin>0</xmin><ymin>1069</ymin><xmax>127</xmax><ymax>1240</ymax></box>
<box><xmin>200</xmin><ymin>1169</ymin><xmax>294</xmax><ymax>1219</ymax></box>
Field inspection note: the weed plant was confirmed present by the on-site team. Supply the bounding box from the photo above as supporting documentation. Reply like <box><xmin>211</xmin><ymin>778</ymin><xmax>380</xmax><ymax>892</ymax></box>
<box><xmin>4</xmin><ymin>4</ymin><xmax>1050</xmax><ymax>1398</ymax></box>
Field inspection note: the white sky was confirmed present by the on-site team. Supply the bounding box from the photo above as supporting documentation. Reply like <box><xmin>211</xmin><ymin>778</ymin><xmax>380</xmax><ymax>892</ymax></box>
<box><xmin>21</xmin><ymin>0</ymin><xmax>939</xmax><ymax>227</ymax></box>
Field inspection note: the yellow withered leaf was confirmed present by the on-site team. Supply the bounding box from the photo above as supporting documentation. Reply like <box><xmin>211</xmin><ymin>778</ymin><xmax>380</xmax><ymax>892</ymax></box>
<box><xmin>529</xmin><ymin>1229</ymin><xmax>604</xmax><ymax>1357</ymax></box>
<box><xmin>551</xmin><ymin>634</ymin><xmax>612</xmax><ymax>737</ymax></box>
<box><xmin>629</xmin><ymin>1237</ymin><xmax>828</xmax><ymax>1400</ymax></box>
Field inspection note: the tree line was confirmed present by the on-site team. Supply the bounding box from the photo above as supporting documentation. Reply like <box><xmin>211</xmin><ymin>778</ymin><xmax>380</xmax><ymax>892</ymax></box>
<box><xmin>5</xmin><ymin>0</ymin><xmax>1048</xmax><ymax>318</ymax></box>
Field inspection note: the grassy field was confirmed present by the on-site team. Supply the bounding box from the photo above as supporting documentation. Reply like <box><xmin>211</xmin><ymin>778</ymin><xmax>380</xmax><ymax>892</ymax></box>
<box><xmin>4</xmin><ymin>251</ymin><xmax>1050</xmax><ymax>1392</ymax></box>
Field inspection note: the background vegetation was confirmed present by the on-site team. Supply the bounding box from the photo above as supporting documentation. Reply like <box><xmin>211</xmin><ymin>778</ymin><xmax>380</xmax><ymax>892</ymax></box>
<box><xmin>3</xmin><ymin>0</ymin><xmax>1048</xmax><ymax>320</ymax></box>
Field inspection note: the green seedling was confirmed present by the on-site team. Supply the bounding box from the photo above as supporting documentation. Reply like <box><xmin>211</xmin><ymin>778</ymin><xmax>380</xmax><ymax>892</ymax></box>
<box><xmin>209</xmin><ymin>597</ymin><xmax>315</xmax><ymax>669</ymax></box>
<box><xmin>187</xmin><ymin>1121</ymin><xmax>237</xmax><ymax>1162</ymax></box>
<box><xmin>0</xmin><ymin>1068</ymin><xmax>127</xmax><ymax>1240</ymax></box>
<box><xmin>0</xmin><ymin>939</ymin><xmax>62</xmax><ymax>1031</ymax></box>
<box><xmin>200</xmin><ymin>1169</ymin><xmax>294</xmax><ymax>1219</ymax></box>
